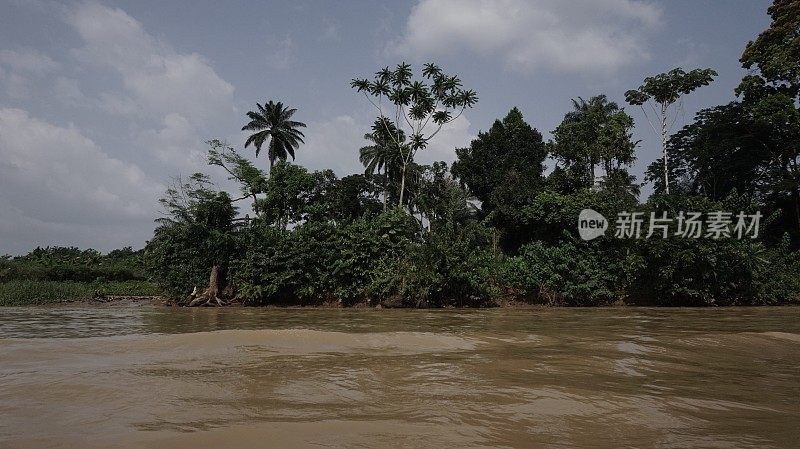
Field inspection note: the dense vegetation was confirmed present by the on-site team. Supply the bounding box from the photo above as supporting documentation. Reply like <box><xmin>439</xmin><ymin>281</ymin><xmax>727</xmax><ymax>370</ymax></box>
<box><xmin>3</xmin><ymin>0</ymin><xmax>798</xmax><ymax>307</ymax></box>
<box><xmin>0</xmin><ymin>247</ymin><xmax>159</xmax><ymax>305</ymax></box>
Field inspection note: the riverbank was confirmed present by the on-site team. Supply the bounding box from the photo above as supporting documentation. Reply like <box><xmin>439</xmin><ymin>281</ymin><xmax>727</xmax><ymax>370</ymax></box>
<box><xmin>2</xmin><ymin>289</ymin><xmax>797</xmax><ymax>308</ymax></box>
<box><xmin>0</xmin><ymin>280</ymin><xmax>163</xmax><ymax>306</ymax></box>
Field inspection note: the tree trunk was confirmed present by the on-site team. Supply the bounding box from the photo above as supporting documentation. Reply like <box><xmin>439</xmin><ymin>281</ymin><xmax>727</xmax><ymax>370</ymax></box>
<box><xmin>793</xmin><ymin>186</ymin><xmax>800</xmax><ymax>235</ymax></box>
<box><xmin>383</xmin><ymin>168</ymin><xmax>388</xmax><ymax>211</ymax></box>
<box><xmin>187</xmin><ymin>265</ymin><xmax>226</xmax><ymax>307</ymax></box>
<box><xmin>661</xmin><ymin>103</ymin><xmax>670</xmax><ymax>194</ymax></box>
<box><xmin>399</xmin><ymin>164</ymin><xmax>407</xmax><ymax>207</ymax></box>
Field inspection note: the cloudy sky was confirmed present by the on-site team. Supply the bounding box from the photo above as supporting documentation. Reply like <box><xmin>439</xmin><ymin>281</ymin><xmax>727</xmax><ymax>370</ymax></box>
<box><xmin>0</xmin><ymin>0</ymin><xmax>772</xmax><ymax>254</ymax></box>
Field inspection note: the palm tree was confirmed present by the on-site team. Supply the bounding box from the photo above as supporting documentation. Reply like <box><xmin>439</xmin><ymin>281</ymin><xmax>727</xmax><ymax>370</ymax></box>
<box><xmin>241</xmin><ymin>100</ymin><xmax>307</xmax><ymax>169</ymax></box>
<box><xmin>359</xmin><ymin>119</ymin><xmax>405</xmax><ymax>209</ymax></box>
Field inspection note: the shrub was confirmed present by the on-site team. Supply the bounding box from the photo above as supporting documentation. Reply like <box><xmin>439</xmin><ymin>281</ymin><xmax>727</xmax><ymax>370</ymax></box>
<box><xmin>367</xmin><ymin>222</ymin><xmax>501</xmax><ymax>307</ymax></box>
<box><xmin>503</xmin><ymin>237</ymin><xmax>639</xmax><ymax>305</ymax></box>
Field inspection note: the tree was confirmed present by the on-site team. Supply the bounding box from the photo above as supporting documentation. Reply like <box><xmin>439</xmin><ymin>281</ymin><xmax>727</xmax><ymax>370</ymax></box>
<box><xmin>736</xmin><ymin>0</ymin><xmax>800</xmax><ymax>238</ymax></box>
<box><xmin>147</xmin><ymin>174</ymin><xmax>238</xmax><ymax>305</ymax></box>
<box><xmin>453</xmin><ymin>108</ymin><xmax>547</xmax><ymax>211</ymax></box>
<box><xmin>359</xmin><ymin>119</ymin><xmax>405</xmax><ymax>210</ymax></box>
<box><xmin>206</xmin><ymin>139</ymin><xmax>268</xmax><ymax>211</ymax></box>
<box><xmin>452</xmin><ymin>108</ymin><xmax>548</xmax><ymax>251</ymax></box>
<box><xmin>412</xmin><ymin>162</ymin><xmax>476</xmax><ymax>232</ymax></box>
<box><xmin>549</xmin><ymin>95</ymin><xmax>638</xmax><ymax>195</ymax></box>
<box><xmin>625</xmin><ymin>67</ymin><xmax>717</xmax><ymax>194</ymax></box>
<box><xmin>323</xmin><ymin>174</ymin><xmax>383</xmax><ymax>222</ymax></box>
<box><xmin>254</xmin><ymin>161</ymin><xmax>316</xmax><ymax>229</ymax></box>
<box><xmin>155</xmin><ymin>173</ymin><xmax>236</xmax><ymax>230</ymax></box>
<box><xmin>351</xmin><ymin>62</ymin><xmax>478</xmax><ymax>206</ymax></box>
<box><xmin>241</xmin><ymin>100</ymin><xmax>307</xmax><ymax>169</ymax></box>
<box><xmin>645</xmin><ymin>102</ymin><xmax>768</xmax><ymax>200</ymax></box>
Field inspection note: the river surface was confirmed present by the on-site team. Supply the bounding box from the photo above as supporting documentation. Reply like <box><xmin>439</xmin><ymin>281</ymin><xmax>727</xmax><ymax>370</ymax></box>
<box><xmin>1</xmin><ymin>304</ymin><xmax>799</xmax><ymax>448</ymax></box>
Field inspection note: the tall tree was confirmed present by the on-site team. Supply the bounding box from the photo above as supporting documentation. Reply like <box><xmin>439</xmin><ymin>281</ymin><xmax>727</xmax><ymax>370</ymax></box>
<box><xmin>351</xmin><ymin>62</ymin><xmax>478</xmax><ymax>206</ymax></box>
<box><xmin>736</xmin><ymin>0</ymin><xmax>800</xmax><ymax>237</ymax></box>
<box><xmin>645</xmin><ymin>102</ymin><xmax>768</xmax><ymax>200</ymax></box>
<box><xmin>549</xmin><ymin>95</ymin><xmax>638</xmax><ymax>194</ymax></box>
<box><xmin>625</xmin><ymin>67</ymin><xmax>717</xmax><ymax>194</ymax></box>
<box><xmin>241</xmin><ymin>100</ymin><xmax>307</xmax><ymax>169</ymax></box>
<box><xmin>452</xmin><ymin>108</ymin><xmax>547</xmax><ymax>250</ymax></box>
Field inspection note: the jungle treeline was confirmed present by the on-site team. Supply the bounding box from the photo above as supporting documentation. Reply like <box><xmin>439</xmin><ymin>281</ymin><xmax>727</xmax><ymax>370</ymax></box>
<box><xmin>4</xmin><ymin>0</ymin><xmax>799</xmax><ymax>307</ymax></box>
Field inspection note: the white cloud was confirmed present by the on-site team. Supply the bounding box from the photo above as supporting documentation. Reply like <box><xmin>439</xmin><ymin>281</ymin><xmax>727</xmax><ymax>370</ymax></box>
<box><xmin>0</xmin><ymin>108</ymin><xmax>162</xmax><ymax>228</ymax></box>
<box><xmin>268</xmin><ymin>35</ymin><xmax>297</xmax><ymax>70</ymax></box>
<box><xmin>1</xmin><ymin>72</ymin><xmax>30</xmax><ymax>99</ymax></box>
<box><xmin>53</xmin><ymin>76</ymin><xmax>84</xmax><ymax>103</ymax></box>
<box><xmin>0</xmin><ymin>49</ymin><xmax>61</xmax><ymax>98</ymax></box>
<box><xmin>321</xmin><ymin>18</ymin><xmax>341</xmax><ymax>42</ymax></box>
<box><xmin>138</xmin><ymin>113</ymin><xmax>208</xmax><ymax>171</ymax></box>
<box><xmin>66</xmin><ymin>2</ymin><xmax>236</xmax><ymax>130</ymax></box>
<box><xmin>393</xmin><ymin>0</ymin><xmax>662</xmax><ymax>73</ymax></box>
<box><xmin>298</xmin><ymin>115</ymin><xmax>365</xmax><ymax>176</ymax></box>
<box><xmin>0</xmin><ymin>49</ymin><xmax>60</xmax><ymax>74</ymax></box>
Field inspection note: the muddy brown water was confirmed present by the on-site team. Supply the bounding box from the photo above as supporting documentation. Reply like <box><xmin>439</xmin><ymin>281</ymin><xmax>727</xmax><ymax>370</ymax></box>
<box><xmin>1</xmin><ymin>304</ymin><xmax>799</xmax><ymax>448</ymax></box>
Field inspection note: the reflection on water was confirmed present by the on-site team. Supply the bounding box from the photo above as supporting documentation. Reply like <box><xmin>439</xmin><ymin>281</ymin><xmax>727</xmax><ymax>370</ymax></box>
<box><xmin>1</xmin><ymin>305</ymin><xmax>799</xmax><ymax>448</ymax></box>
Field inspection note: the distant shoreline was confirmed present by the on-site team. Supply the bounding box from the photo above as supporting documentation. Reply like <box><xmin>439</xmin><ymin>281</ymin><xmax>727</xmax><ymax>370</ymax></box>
<box><xmin>5</xmin><ymin>293</ymin><xmax>797</xmax><ymax>308</ymax></box>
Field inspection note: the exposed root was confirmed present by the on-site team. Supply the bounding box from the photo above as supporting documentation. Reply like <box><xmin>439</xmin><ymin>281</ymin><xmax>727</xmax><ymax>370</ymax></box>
<box><xmin>184</xmin><ymin>265</ymin><xmax>228</xmax><ymax>307</ymax></box>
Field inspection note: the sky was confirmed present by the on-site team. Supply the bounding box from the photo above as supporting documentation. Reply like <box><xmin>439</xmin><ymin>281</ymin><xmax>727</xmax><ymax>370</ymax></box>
<box><xmin>0</xmin><ymin>0</ymin><xmax>774</xmax><ymax>254</ymax></box>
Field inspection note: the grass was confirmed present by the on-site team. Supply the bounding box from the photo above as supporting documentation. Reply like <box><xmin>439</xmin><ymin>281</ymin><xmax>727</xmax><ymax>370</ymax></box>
<box><xmin>0</xmin><ymin>280</ymin><xmax>163</xmax><ymax>306</ymax></box>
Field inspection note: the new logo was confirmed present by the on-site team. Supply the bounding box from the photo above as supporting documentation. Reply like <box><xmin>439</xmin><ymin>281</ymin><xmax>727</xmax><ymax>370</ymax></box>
<box><xmin>578</xmin><ymin>209</ymin><xmax>608</xmax><ymax>241</ymax></box>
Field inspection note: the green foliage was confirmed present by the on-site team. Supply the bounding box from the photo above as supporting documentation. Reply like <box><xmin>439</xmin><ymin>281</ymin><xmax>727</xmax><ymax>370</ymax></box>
<box><xmin>145</xmin><ymin>221</ymin><xmax>236</xmax><ymax>297</ymax></box>
<box><xmin>453</xmin><ymin>108</ymin><xmax>546</xmax><ymax>210</ymax></box>
<box><xmin>0</xmin><ymin>246</ymin><xmax>148</xmax><ymax>283</ymax></box>
<box><xmin>367</xmin><ymin>222</ymin><xmax>501</xmax><ymax>307</ymax></box>
<box><xmin>232</xmin><ymin>208</ymin><xmax>418</xmax><ymax>304</ymax></box>
<box><xmin>625</xmin><ymin>68</ymin><xmax>718</xmax><ymax>106</ymax></box>
<box><xmin>452</xmin><ymin>108</ymin><xmax>548</xmax><ymax>251</ymax></box>
<box><xmin>132</xmin><ymin>44</ymin><xmax>799</xmax><ymax>308</ymax></box>
<box><xmin>0</xmin><ymin>280</ymin><xmax>161</xmax><ymax>306</ymax></box>
<box><xmin>736</xmin><ymin>0</ymin><xmax>800</xmax><ymax>242</ymax></box>
<box><xmin>549</xmin><ymin>95</ymin><xmax>638</xmax><ymax>195</ymax></box>
<box><xmin>0</xmin><ymin>246</ymin><xmax>161</xmax><ymax>305</ymax></box>
<box><xmin>737</xmin><ymin>0</ymin><xmax>800</xmax><ymax>101</ymax></box>
<box><xmin>648</xmin><ymin>103</ymin><xmax>768</xmax><ymax>198</ymax></box>
<box><xmin>359</xmin><ymin>119</ymin><xmax>405</xmax><ymax>208</ymax></box>
<box><xmin>255</xmin><ymin>161</ymin><xmax>317</xmax><ymax>228</ymax></box>
<box><xmin>242</xmin><ymin>100</ymin><xmax>307</xmax><ymax>168</ymax></box>
<box><xmin>207</xmin><ymin>139</ymin><xmax>268</xmax><ymax>207</ymax></box>
<box><xmin>519</xmin><ymin>189</ymin><xmax>637</xmax><ymax>244</ymax></box>
<box><xmin>752</xmin><ymin>235</ymin><xmax>800</xmax><ymax>304</ymax></box>
<box><xmin>352</xmin><ymin>62</ymin><xmax>478</xmax><ymax>204</ymax></box>
<box><xmin>625</xmin><ymin>67</ymin><xmax>718</xmax><ymax>194</ymax></box>
<box><xmin>145</xmin><ymin>177</ymin><xmax>239</xmax><ymax>297</ymax></box>
<box><xmin>503</xmin><ymin>238</ymin><xmax>639</xmax><ymax>306</ymax></box>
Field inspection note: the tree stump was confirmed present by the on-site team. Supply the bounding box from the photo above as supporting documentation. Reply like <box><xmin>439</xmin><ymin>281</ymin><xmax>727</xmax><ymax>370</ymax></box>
<box><xmin>187</xmin><ymin>265</ymin><xmax>226</xmax><ymax>306</ymax></box>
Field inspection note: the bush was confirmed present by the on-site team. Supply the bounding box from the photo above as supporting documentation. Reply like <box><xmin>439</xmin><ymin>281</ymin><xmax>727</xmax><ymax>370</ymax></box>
<box><xmin>144</xmin><ymin>222</ymin><xmax>237</xmax><ymax>297</ymax></box>
<box><xmin>503</xmin><ymin>237</ymin><xmax>640</xmax><ymax>305</ymax></box>
<box><xmin>232</xmin><ymin>208</ymin><xmax>418</xmax><ymax>305</ymax></box>
<box><xmin>0</xmin><ymin>280</ymin><xmax>161</xmax><ymax>306</ymax></box>
<box><xmin>367</xmin><ymin>222</ymin><xmax>502</xmax><ymax>307</ymax></box>
<box><xmin>0</xmin><ymin>246</ymin><xmax>147</xmax><ymax>283</ymax></box>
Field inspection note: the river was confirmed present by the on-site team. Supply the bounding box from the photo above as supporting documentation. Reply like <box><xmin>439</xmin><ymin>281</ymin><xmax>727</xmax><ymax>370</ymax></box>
<box><xmin>1</xmin><ymin>304</ymin><xmax>798</xmax><ymax>448</ymax></box>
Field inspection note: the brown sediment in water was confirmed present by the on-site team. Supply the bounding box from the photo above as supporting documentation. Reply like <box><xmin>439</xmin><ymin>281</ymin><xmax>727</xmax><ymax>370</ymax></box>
<box><xmin>1</xmin><ymin>307</ymin><xmax>799</xmax><ymax>448</ymax></box>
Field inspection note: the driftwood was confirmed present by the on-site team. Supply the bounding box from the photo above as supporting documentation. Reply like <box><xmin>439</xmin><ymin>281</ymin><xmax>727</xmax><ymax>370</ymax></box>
<box><xmin>186</xmin><ymin>265</ymin><xmax>227</xmax><ymax>307</ymax></box>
